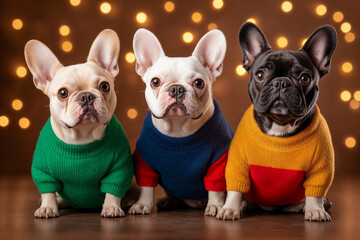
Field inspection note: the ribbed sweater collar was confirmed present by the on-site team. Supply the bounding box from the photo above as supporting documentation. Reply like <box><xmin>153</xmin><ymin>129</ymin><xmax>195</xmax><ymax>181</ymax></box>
<box><xmin>141</xmin><ymin>100</ymin><xmax>225</xmax><ymax>151</ymax></box>
<box><xmin>245</xmin><ymin>105</ymin><xmax>321</xmax><ymax>150</ymax></box>
<box><xmin>40</xmin><ymin>115</ymin><xmax>118</xmax><ymax>158</ymax></box>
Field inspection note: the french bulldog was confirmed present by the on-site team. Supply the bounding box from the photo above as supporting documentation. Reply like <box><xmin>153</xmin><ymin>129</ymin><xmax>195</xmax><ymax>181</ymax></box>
<box><xmin>128</xmin><ymin>29</ymin><xmax>233</xmax><ymax>216</ymax></box>
<box><xmin>217</xmin><ymin>23</ymin><xmax>336</xmax><ymax>221</ymax></box>
<box><xmin>25</xmin><ymin>29</ymin><xmax>133</xmax><ymax>218</ymax></box>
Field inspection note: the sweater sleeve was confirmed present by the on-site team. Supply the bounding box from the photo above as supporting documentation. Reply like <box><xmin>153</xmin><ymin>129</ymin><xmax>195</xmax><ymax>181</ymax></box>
<box><xmin>204</xmin><ymin>151</ymin><xmax>228</xmax><ymax>192</ymax></box>
<box><xmin>133</xmin><ymin>150</ymin><xmax>160</xmax><ymax>187</ymax></box>
<box><xmin>303</xmin><ymin>136</ymin><xmax>335</xmax><ymax>197</ymax></box>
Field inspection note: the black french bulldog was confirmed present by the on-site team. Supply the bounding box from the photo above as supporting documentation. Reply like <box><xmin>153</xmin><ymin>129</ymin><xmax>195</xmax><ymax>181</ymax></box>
<box><xmin>240</xmin><ymin>22</ymin><xmax>336</xmax><ymax>136</ymax></box>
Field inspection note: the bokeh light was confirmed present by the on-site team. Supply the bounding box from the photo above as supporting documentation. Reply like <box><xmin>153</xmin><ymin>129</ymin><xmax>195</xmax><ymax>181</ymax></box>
<box><xmin>62</xmin><ymin>41</ymin><xmax>73</xmax><ymax>52</ymax></box>
<box><xmin>340</xmin><ymin>90</ymin><xmax>351</xmax><ymax>102</ymax></box>
<box><xmin>16</xmin><ymin>66</ymin><xmax>27</xmax><ymax>78</ymax></box>
<box><xmin>127</xmin><ymin>108</ymin><xmax>138</xmax><ymax>119</ymax></box>
<box><xmin>12</xmin><ymin>19</ymin><xmax>23</xmax><ymax>30</ymax></box>
<box><xmin>0</xmin><ymin>116</ymin><xmax>9</xmax><ymax>127</ymax></box>
<box><xmin>332</xmin><ymin>11</ymin><xmax>344</xmax><ymax>22</ymax></box>
<box><xmin>281</xmin><ymin>1</ymin><xmax>293</xmax><ymax>13</ymax></box>
<box><xmin>12</xmin><ymin>99</ymin><xmax>23</xmax><ymax>111</ymax></box>
<box><xmin>345</xmin><ymin>137</ymin><xmax>356</xmax><ymax>149</ymax></box>
<box><xmin>353</xmin><ymin>91</ymin><xmax>360</xmax><ymax>101</ymax></box>
<box><xmin>342</xmin><ymin>62</ymin><xmax>353</xmax><ymax>73</ymax></box>
<box><xmin>212</xmin><ymin>0</ymin><xmax>224</xmax><ymax>9</ymax></box>
<box><xmin>277</xmin><ymin>37</ymin><xmax>288</xmax><ymax>48</ymax></box>
<box><xmin>208</xmin><ymin>23</ymin><xmax>218</xmax><ymax>30</ymax></box>
<box><xmin>341</xmin><ymin>22</ymin><xmax>351</xmax><ymax>33</ymax></box>
<box><xmin>236</xmin><ymin>65</ymin><xmax>246</xmax><ymax>76</ymax></box>
<box><xmin>100</xmin><ymin>2</ymin><xmax>111</xmax><ymax>14</ymax></box>
<box><xmin>246</xmin><ymin>18</ymin><xmax>256</xmax><ymax>24</ymax></box>
<box><xmin>183</xmin><ymin>32</ymin><xmax>194</xmax><ymax>43</ymax></box>
<box><xmin>345</xmin><ymin>32</ymin><xmax>355</xmax><ymax>43</ymax></box>
<box><xmin>19</xmin><ymin>117</ymin><xmax>30</xmax><ymax>129</ymax></box>
<box><xmin>69</xmin><ymin>0</ymin><xmax>81</xmax><ymax>7</ymax></box>
<box><xmin>192</xmin><ymin>12</ymin><xmax>202</xmax><ymax>23</ymax></box>
<box><xmin>164</xmin><ymin>1</ymin><xmax>175</xmax><ymax>13</ymax></box>
<box><xmin>349</xmin><ymin>100</ymin><xmax>360</xmax><ymax>110</ymax></box>
<box><xmin>125</xmin><ymin>52</ymin><xmax>136</xmax><ymax>63</ymax></box>
<box><xmin>315</xmin><ymin>4</ymin><xmax>327</xmax><ymax>16</ymax></box>
<box><xmin>136</xmin><ymin>12</ymin><xmax>147</xmax><ymax>24</ymax></box>
<box><xmin>59</xmin><ymin>25</ymin><xmax>70</xmax><ymax>36</ymax></box>
<box><xmin>301</xmin><ymin>38</ymin><xmax>308</xmax><ymax>47</ymax></box>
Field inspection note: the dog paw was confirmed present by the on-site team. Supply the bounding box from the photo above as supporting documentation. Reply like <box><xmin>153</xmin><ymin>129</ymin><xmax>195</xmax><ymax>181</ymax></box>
<box><xmin>128</xmin><ymin>203</ymin><xmax>151</xmax><ymax>215</ymax></box>
<box><xmin>216</xmin><ymin>208</ymin><xmax>241</xmax><ymax>220</ymax></box>
<box><xmin>305</xmin><ymin>209</ymin><xmax>331</xmax><ymax>221</ymax></box>
<box><xmin>101</xmin><ymin>206</ymin><xmax>125</xmax><ymax>218</ymax></box>
<box><xmin>34</xmin><ymin>207</ymin><xmax>59</xmax><ymax>218</ymax></box>
<box><xmin>205</xmin><ymin>204</ymin><xmax>222</xmax><ymax>217</ymax></box>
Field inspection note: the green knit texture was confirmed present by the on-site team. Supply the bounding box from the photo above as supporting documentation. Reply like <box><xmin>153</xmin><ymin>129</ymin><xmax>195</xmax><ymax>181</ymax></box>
<box><xmin>32</xmin><ymin>115</ymin><xmax>133</xmax><ymax>209</ymax></box>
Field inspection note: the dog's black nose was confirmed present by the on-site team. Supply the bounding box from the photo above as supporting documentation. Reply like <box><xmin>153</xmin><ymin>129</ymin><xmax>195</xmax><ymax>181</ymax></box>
<box><xmin>272</xmin><ymin>78</ymin><xmax>291</xmax><ymax>89</ymax></box>
<box><xmin>77</xmin><ymin>92</ymin><xmax>96</xmax><ymax>106</ymax></box>
<box><xmin>168</xmin><ymin>84</ymin><xmax>186</xmax><ymax>100</ymax></box>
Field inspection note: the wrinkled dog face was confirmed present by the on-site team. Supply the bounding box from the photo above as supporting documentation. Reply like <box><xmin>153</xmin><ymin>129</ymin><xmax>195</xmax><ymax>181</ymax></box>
<box><xmin>133</xmin><ymin>29</ymin><xmax>226</xmax><ymax>120</ymax></box>
<box><xmin>25</xmin><ymin>29</ymin><xmax>120</xmax><ymax>129</ymax></box>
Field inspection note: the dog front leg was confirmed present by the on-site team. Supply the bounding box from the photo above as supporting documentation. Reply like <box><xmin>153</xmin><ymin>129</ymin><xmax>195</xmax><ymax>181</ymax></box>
<box><xmin>205</xmin><ymin>191</ymin><xmax>225</xmax><ymax>217</ymax></box>
<box><xmin>216</xmin><ymin>191</ymin><xmax>243</xmax><ymax>220</ymax></box>
<box><xmin>101</xmin><ymin>193</ymin><xmax>124</xmax><ymax>218</ymax></box>
<box><xmin>128</xmin><ymin>186</ymin><xmax>154</xmax><ymax>215</ymax></box>
<box><xmin>34</xmin><ymin>193</ymin><xmax>59</xmax><ymax>218</ymax></box>
<box><xmin>304</xmin><ymin>196</ymin><xmax>331</xmax><ymax>221</ymax></box>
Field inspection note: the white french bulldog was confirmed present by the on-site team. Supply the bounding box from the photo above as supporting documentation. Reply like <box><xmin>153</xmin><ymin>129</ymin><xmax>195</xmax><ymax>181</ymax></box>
<box><xmin>128</xmin><ymin>29</ymin><xmax>234</xmax><ymax>216</ymax></box>
<box><xmin>25</xmin><ymin>29</ymin><xmax>133</xmax><ymax>218</ymax></box>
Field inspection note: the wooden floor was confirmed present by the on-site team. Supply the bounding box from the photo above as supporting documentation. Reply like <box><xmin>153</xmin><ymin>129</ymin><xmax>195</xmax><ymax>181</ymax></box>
<box><xmin>0</xmin><ymin>175</ymin><xmax>359</xmax><ymax>240</ymax></box>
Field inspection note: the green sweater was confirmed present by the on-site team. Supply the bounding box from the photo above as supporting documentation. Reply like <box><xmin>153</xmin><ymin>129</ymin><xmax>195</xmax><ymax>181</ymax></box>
<box><xmin>32</xmin><ymin>115</ymin><xmax>133</xmax><ymax>209</ymax></box>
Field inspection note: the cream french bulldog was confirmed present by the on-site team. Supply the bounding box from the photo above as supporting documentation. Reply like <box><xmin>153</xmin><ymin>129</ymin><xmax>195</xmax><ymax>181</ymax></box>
<box><xmin>25</xmin><ymin>29</ymin><xmax>133</xmax><ymax>218</ymax></box>
<box><xmin>128</xmin><ymin>29</ymin><xmax>234</xmax><ymax>216</ymax></box>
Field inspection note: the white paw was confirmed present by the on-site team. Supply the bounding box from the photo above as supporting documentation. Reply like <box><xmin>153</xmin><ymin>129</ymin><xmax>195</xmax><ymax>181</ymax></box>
<box><xmin>101</xmin><ymin>206</ymin><xmax>125</xmax><ymax>218</ymax></box>
<box><xmin>34</xmin><ymin>207</ymin><xmax>59</xmax><ymax>218</ymax></box>
<box><xmin>128</xmin><ymin>203</ymin><xmax>151</xmax><ymax>215</ymax></box>
<box><xmin>205</xmin><ymin>204</ymin><xmax>222</xmax><ymax>217</ymax></box>
<box><xmin>305</xmin><ymin>209</ymin><xmax>331</xmax><ymax>221</ymax></box>
<box><xmin>216</xmin><ymin>208</ymin><xmax>241</xmax><ymax>220</ymax></box>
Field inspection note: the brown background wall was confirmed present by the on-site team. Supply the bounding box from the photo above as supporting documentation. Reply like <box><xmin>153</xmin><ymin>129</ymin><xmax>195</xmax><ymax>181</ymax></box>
<box><xmin>0</xmin><ymin>0</ymin><xmax>359</xmax><ymax>175</ymax></box>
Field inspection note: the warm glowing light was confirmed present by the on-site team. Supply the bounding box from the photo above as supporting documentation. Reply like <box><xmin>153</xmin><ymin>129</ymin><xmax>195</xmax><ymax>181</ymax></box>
<box><xmin>183</xmin><ymin>32</ymin><xmax>194</xmax><ymax>43</ymax></box>
<box><xmin>125</xmin><ymin>52</ymin><xmax>136</xmax><ymax>63</ymax></box>
<box><xmin>236</xmin><ymin>65</ymin><xmax>246</xmax><ymax>76</ymax></box>
<box><xmin>354</xmin><ymin>91</ymin><xmax>360</xmax><ymax>101</ymax></box>
<box><xmin>345</xmin><ymin>137</ymin><xmax>356</xmax><ymax>148</ymax></box>
<box><xmin>212</xmin><ymin>0</ymin><xmax>224</xmax><ymax>9</ymax></box>
<box><xmin>136</xmin><ymin>12</ymin><xmax>147</xmax><ymax>24</ymax></box>
<box><xmin>192</xmin><ymin>12</ymin><xmax>202</xmax><ymax>23</ymax></box>
<box><xmin>100</xmin><ymin>2</ymin><xmax>111</xmax><ymax>14</ymax></box>
<box><xmin>0</xmin><ymin>116</ymin><xmax>9</xmax><ymax>127</ymax></box>
<box><xmin>16</xmin><ymin>66</ymin><xmax>27</xmax><ymax>78</ymax></box>
<box><xmin>342</xmin><ymin>62</ymin><xmax>353</xmax><ymax>73</ymax></box>
<box><xmin>208</xmin><ymin>23</ymin><xmax>218</xmax><ymax>30</ymax></box>
<box><xmin>345</xmin><ymin>32</ymin><xmax>355</xmax><ymax>43</ymax></box>
<box><xmin>301</xmin><ymin>38</ymin><xmax>308</xmax><ymax>47</ymax></box>
<box><xmin>316</xmin><ymin>4</ymin><xmax>327</xmax><ymax>16</ymax></box>
<box><xmin>59</xmin><ymin>25</ymin><xmax>70</xmax><ymax>36</ymax></box>
<box><xmin>340</xmin><ymin>90</ymin><xmax>351</xmax><ymax>102</ymax></box>
<box><xmin>164</xmin><ymin>1</ymin><xmax>175</xmax><ymax>12</ymax></box>
<box><xmin>350</xmin><ymin>100</ymin><xmax>360</xmax><ymax>110</ymax></box>
<box><xmin>341</xmin><ymin>22</ymin><xmax>351</xmax><ymax>33</ymax></box>
<box><xmin>12</xmin><ymin>19</ymin><xmax>23</xmax><ymax>30</ymax></box>
<box><xmin>69</xmin><ymin>0</ymin><xmax>81</xmax><ymax>6</ymax></box>
<box><xmin>277</xmin><ymin>37</ymin><xmax>288</xmax><ymax>48</ymax></box>
<box><xmin>12</xmin><ymin>99</ymin><xmax>23</xmax><ymax>111</ymax></box>
<box><xmin>281</xmin><ymin>1</ymin><xmax>293</xmax><ymax>13</ymax></box>
<box><xmin>332</xmin><ymin>11</ymin><xmax>343</xmax><ymax>22</ymax></box>
<box><xmin>127</xmin><ymin>108</ymin><xmax>138</xmax><ymax>119</ymax></box>
<box><xmin>246</xmin><ymin>18</ymin><xmax>256</xmax><ymax>24</ymax></box>
<box><xmin>62</xmin><ymin>41</ymin><xmax>73</xmax><ymax>52</ymax></box>
<box><xmin>19</xmin><ymin>117</ymin><xmax>30</xmax><ymax>129</ymax></box>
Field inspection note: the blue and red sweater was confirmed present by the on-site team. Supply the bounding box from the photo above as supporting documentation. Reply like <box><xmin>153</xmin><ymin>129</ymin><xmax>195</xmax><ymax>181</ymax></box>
<box><xmin>133</xmin><ymin>100</ymin><xmax>234</xmax><ymax>199</ymax></box>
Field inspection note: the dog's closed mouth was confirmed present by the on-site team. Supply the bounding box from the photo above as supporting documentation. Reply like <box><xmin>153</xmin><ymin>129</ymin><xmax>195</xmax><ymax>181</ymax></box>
<box><xmin>152</xmin><ymin>102</ymin><xmax>203</xmax><ymax>120</ymax></box>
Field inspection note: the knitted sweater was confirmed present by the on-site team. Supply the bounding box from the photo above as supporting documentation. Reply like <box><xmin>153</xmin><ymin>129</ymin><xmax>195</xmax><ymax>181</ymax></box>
<box><xmin>134</xmin><ymin>100</ymin><xmax>234</xmax><ymax>199</ymax></box>
<box><xmin>226</xmin><ymin>105</ymin><xmax>335</xmax><ymax>206</ymax></box>
<box><xmin>32</xmin><ymin>115</ymin><xmax>133</xmax><ymax>209</ymax></box>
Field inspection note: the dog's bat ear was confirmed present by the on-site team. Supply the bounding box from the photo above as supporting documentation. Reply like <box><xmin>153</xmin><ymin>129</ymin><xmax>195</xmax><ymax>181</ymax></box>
<box><xmin>87</xmin><ymin>29</ymin><xmax>120</xmax><ymax>78</ymax></box>
<box><xmin>192</xmin><ymin>29</ymin><xmax>226</xmax><ymax>79</ymax></box>
<box><xmin>24</xmin><ymin>40</ymin><xmax>63</xmax><ymax>94</ymax></box>
<box><xmin>133</xmin><ymin>28</ymin><xmax>165</xmax><ymax>78</ymax></box>
<box><xmin>239</xmin><ymin>22</ymin><xmax>270</xmax><ymax>71</ymax></box>
<box><xmin>301</xmin><ymin>25</ymin><xmax>337</xmax><ymax>77</ymax></box>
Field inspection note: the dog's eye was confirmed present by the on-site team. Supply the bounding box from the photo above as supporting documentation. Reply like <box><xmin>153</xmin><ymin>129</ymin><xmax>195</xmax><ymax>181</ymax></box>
<box><xmin>99</xmin><ymin>82</ymin><xmax>110</xmax><ymax>92</ymax></box>
<box><xmin>58</xmin><ymin>88</ymin><xmax>69</xmax><ymax>100</ymax></box>
<box><xmin>151</xmin><ymin>78</ymin><xmax>161</xmax><ymax>88</ymax></box>
<box><xmin>256</xmin><ymin>71</ymin><xmax>265</xmax><ymax>81</ymax></box>
<box><xmin>193</xmin><ymin>79</ymin><xmax>205</xmax><ymax>89</ymax></box>
<box><xmin>300</xmin><ymin>74</ymin><xmax>311</xmax><ymax>84</ymax></box>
